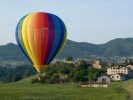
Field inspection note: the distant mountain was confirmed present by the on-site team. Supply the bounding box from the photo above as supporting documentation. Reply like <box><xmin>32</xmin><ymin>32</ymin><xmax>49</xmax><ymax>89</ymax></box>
<box><xmin>59</xmin><ymin>38</ymin><xmax>133</xmax><ymax>58</ymax></box>
<box><xmin>0</xmin><ymin>43</ymin><xmax>26</xmax><ymax>61</ymax></box>
<box><xmin>0</xmin><ymin>38</ymin><xmax>133</xmax><ymax>61</ymax></box>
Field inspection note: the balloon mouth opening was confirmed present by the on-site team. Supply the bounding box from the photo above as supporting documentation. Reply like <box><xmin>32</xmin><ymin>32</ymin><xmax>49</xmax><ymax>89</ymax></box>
<box><xmin>33</xmin><ymin>65</ymin><xmax>48</xmax><ymax>73</ymax></box>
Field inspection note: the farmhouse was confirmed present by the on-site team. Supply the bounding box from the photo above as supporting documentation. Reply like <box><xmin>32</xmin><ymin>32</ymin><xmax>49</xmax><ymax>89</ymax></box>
<box><xmin>97</xmin><ymin>75</ymin><xmax>111</xmax><ymax>83</ymax></box>
<box><xmin>93</xmin><ymin>61</ymin><xmax>102</xmax><ymax>69</ymax></box>
<box><xmin>110</xmin><ymin>73</ymin><xmax>127</xmax><ymax>81</ymax></box>
<box><xmin>107</xmin><ymin>67</ymin><xmax>131</xmax><ymax>75</ymax></box>
<box><xmin>81</xmin><ymin>82</ymin><xmax>108</xmax><ymax>88</ymax></box>
<box><xmin>65</xmin><ymin>61</ymin><xmax>74</xmax><ymax>64</ymax></box>
<box><xmin>126</xmin><ymin>65</ymin><xmax>133</xmax><ymax>70</ymax></box>
<box><xmin>107</xmin><ymin>67</ymin><xmax>132</xmax><ymax>81</ymax></box>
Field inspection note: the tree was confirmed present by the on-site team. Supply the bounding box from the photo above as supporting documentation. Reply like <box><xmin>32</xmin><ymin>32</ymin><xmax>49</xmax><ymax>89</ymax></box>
<box><xmin>3</xmin><ymin>74</ymin><xmax>12</xmax><ymax>83</ymax></box>
<box><xmin>13</xmin><ymin>72</ymin><xmax>22</xmax><ymax>82</ymax></box>
<box><xmin>88</xmin><ymin>72</ymin><xmax>94</xmax><ymax>81</ymax></box>
<box><xmin>111</xmin><ymin>62</ymin><xmax>115</xmax><ymax>66</ymax></box>
<box><xmin>78</xmin><ymin>60</ymin><xmax>90</xmax><ymax>69</ymax></box>
<box><xmin>129</xmin><ymin>59</ymin><xmax>133</xmax><ymax>65</ymax></box>
<box><xmin>66</xmin><ymin>56</ymin><xmax>73</xmax><ymax>61</ymax></box>
<box><xmin>72</xmin><ymin>74</ymin><xmax>83</xmax><ymax>82</ymax></box>
<box><xmin>23</xmin><ymin>70</ymin><xmax>30</xmax><ymax>78</ymax></box>
<box><xmin>72</xmin><ymin>70</ymin><xmax>84</xmax><ymax>82</ymax></box>
<box><xmin>60</xmin><ymin>66</ymin><xmax>70</xmax><ymax>75</ymax></box>
<box><xmin>51</xmin><ymin>74</ymin><xmax>60</xmax><ymax>80</ymax></box>
<box><xmin>125</xmin><ymin>59</ymin><xmax>129</xmax><ymax>65</ymax></box>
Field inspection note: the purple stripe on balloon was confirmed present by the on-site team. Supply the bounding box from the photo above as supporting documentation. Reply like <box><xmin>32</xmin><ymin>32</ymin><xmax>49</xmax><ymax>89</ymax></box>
<box><xmin>44</xmin><ymin>13</ymin><xmax>55</xmax><ymax>64</ymax></box>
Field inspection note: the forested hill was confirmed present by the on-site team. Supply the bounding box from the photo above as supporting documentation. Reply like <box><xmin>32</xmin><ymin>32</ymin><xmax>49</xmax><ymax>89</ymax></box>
<box><xmin>59</xmin><ymin>38</ymin><xmax>133</xmax><ymax>58</ymax></box>
<box><xmin>0</xmin><ymin>38</ymin><xmax>133</xmax><ymax>61</ymax></box>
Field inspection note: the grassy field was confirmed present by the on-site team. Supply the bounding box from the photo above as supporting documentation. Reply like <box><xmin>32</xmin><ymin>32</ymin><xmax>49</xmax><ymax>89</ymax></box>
<box><xmin>0</xmin><ymin>76</ymin><xmax>128</xmax><ymax>100</ymax></box>
<box><xmin>123</xmin><ymin>79</ymin><xmax>133</xmax><ymax>100</ymax></box>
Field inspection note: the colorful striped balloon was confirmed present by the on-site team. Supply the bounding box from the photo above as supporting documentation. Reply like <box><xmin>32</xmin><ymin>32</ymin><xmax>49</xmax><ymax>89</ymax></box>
<box><xmin>16</xmin><ymin>12</ymin><xmax>67</xmax><ymax>73</ymax></box>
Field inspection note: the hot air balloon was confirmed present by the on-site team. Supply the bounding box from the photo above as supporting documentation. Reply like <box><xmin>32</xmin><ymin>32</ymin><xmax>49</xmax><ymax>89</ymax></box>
<box><xmin>16</xmin><ymin>12</ymin><xmax>67</xmax><ymax>74</ymax></box>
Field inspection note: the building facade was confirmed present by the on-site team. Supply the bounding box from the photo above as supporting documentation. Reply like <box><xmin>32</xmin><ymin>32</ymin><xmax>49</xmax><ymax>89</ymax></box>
<box><xmin>93</xmin><ymin>61</ymin><xmax>102</xmax><ymax>69</ymax></box>
<box><xmin>107</xmin><ymin>67</ymin><xmax>131</xmax><ymax>81</ymax></box>
<box><xmin>110</xmin><ymin>74</ymin><xmax>127</xmax><ymax>81</ymax></box>
<box><xmin>126</xmin><ymin>65</ymin><xmax>133</xmax><ymax>70</ymax></box>
<box><xmin>81</xmin><ymin>82</ymin><xmax>108</xmax><ymax>88</ymax></box>
<box><xmin>107</xmin><ymin>67</ymin><xmax>131</xmax><ymax>75</ymax></box>
<box><xmin>97</xmin><ymin>75</ymin><xmax>111</xmax><ymax>83</ymax></box>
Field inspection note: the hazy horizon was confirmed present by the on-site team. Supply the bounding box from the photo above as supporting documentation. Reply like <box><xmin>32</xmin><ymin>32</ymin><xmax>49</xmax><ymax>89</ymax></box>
<box><xmin>2</xmin><ymin>37</ymin><xmax>133</xmax><ymax>46</ymax></box>
<box><xmin>0</xmin><ymin>0</ymin><xmax>133</xmax><ymax>45</ymax></box>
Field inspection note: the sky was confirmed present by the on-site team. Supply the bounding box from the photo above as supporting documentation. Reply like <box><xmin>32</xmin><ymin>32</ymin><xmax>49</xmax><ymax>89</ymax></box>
<box><xmin>0</xmin><ymin>0</ymin><xmax>133</xmax><ymax>45</ymax></box>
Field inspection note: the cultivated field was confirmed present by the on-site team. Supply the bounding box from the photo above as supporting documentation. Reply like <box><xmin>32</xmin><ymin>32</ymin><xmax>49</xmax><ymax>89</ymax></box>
<box><xmin>0</xmin><ymin>76</ymin><xmax>130</xmax><ymax>100</ymax></box>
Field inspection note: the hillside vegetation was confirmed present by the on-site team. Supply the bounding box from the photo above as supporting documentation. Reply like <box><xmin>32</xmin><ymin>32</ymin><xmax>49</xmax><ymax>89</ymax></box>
<box><xmin>60</xmin><ymin>38</ymin><xmax>133</xmax><ymax>58</ymax></box>
<box><xmin>1</xmin><ymin>38</ymin><xmax>133</xmax><ymax>61</ymax></box>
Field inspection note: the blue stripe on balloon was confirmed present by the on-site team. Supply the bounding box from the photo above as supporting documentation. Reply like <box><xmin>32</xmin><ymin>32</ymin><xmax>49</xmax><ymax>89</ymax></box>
<box><xmin>45</xmin><ymin>14</ymin><xmax>61</xmax><ymax>64</ymax></box>
<box><xmin>46</xmin><ymin>15</ymin><xmax>65</xmax><ymax>64</ymax></box>
<box><xmin>15</xmin><ymin>15</ymin><xmax>33</xmax><ymax>64</ymax></box>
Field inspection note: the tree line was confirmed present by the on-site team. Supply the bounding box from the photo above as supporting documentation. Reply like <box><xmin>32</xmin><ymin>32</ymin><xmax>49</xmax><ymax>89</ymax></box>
<box><xmin>32</xmin><ymin>59</ymin><xmax>107</xmax><ymax>84</ymax></box>
<box><xmin>0</xmin><ymin>65</ymin><xmax>37</xmax><ymax>83</ymax></box>
<box><xmin>2</xmin><ymin>56</ymin><xmax>132</xmax><ymax>84</ymax></box>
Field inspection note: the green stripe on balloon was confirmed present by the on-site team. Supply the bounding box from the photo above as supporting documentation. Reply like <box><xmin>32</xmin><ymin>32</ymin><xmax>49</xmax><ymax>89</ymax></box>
<box><xmin>18</xmin><ymin>15</ymin><xmax>33</xmax><ymax>63</ymax></box>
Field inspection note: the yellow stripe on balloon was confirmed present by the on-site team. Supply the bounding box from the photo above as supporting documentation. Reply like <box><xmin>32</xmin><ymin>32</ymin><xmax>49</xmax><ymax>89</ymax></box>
<box><xmin>27</xmin><ymin>13</ymin><xmax>38</xmax><ymax>65</ymax></box>
<box><xmin>22</xmin><ymin>14</ymin><xmax>36</xmax><ymax>64</ymax></box>
<box><xmin>59</xmin><ymin>32</ymin><xmax>67</xmax><ymax>53</ymax></box>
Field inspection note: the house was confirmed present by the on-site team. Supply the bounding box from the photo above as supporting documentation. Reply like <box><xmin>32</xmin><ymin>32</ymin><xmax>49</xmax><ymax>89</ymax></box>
<box><xmin>126</xmin><ymin>65</ymin><xmax>133</xmax><ymax>77</ymax></box>
<box><xmin>65</xmin><ymin>61</ymin><xmax>74</xmax><ymax>64</ymax></box>
<box><xmin>81</xmin><ymin>82</ymin><xmax>108</xmax><ymax>88</ymax></box>
<box><xmin>88</xmin><ymin>82</ymin><xmax>108</xmax><ymax>88</ymax></box>
<box><xmin>97</xmin><ymin>75</ymin><xmax>111</xmax><ymax>83</ymax></box>
<box><xmin>93</xmin><ymin>61</ymin><xmax>101</xmax><ymax>69</ymax></box>
<box><xmin>126</xmin><ymin>65</ymin><xmax>133</xmax><ymax>70</ymax></box>
<box><xmin>107</xmin><ymin>67</ymin><xmax>132</xmax><ymax>81</ymax></box>
<box><xmin>74</xmin><ymin>61</ymin><xmax>81</xmax><ymax>66</ymax></box>
<box><xmin>81</xmin><ymin>82</ymin><xmax>88</xmax><ymax>88</ymax></box>
<box><xmin>107</xmin><ymin>67</ymin><xmax>131</xmax><ymax>76</ymax></box>
<box><xmin>110</xmin><ymin>74</ymin><xmax>127</xmax><ymax>81</ymax></box>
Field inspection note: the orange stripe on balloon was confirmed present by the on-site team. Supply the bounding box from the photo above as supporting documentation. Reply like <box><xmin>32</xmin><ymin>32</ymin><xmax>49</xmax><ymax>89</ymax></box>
<box><xmin>34</xmin><ymin>13</ymin><xmax>42</xmax><ymax>65</ymax></box>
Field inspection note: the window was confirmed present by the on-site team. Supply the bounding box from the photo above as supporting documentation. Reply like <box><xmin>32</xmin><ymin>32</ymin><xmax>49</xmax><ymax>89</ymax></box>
<box><xmin>117</xmin><ymin>76</ymin><xmax>119</xmax><ymax>78</ymax></box>
<box><xmin>112</xmin><ymin>76</ymin><xmax>114</xmax><ymax>78</ymax></box>
<box><xmin>102</xmin><ymin>78</ymin><xmax>106</xmax><ymax>82</ymax></box>
<box><xmin>90</xmin><ymin>85</ymin><xmax>92</xmax><ymax>87</ymax></box>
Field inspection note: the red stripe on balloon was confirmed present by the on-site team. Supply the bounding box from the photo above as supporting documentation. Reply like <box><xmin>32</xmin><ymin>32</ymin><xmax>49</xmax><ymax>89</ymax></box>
<box><xmin>40</xmin><ymin>13</ymin><xmax>48</xmax><ymax>65</ymax></box>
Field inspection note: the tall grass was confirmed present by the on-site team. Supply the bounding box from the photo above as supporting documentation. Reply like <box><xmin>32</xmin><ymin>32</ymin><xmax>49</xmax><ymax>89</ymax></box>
<box><xmin>123</xmin><ymin>79</ymin><xmax>133</xmax><ymax>100</ymax></box>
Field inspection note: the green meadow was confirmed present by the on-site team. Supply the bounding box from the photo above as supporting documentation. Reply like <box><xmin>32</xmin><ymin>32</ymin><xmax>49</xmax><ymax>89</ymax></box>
<box><xmin>0</xmin><ymin>76</ymin><xmax>131</xmax><ymax>100</ymax></box>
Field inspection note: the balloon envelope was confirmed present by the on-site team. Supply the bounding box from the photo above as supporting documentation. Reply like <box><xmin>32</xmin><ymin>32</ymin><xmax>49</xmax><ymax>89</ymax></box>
<box><xmin>16</xmin><ymin>12</ymin><xmax>67</xmax><ymax>73</ymax></box>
